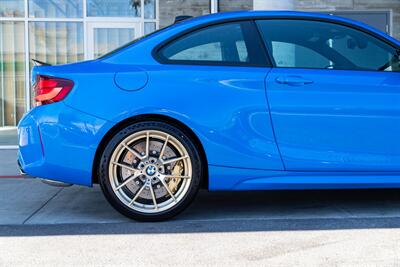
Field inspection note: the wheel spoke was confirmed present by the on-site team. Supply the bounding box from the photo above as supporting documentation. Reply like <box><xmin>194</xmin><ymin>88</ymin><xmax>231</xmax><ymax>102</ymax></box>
<box><xmin>145</xmin><ymin>131</ymin><xmax>150</xmax><ymax>158</ymax></box>
<box><xmin>128</xmin><ymin>184</ymin><xmax>146</xmax><ymax>206</ymax></box>
<box><xmin>112</xmin><ymin>161</ymin><xmax>139</xmax><ymax>172</ymax></box>
<box><xmin>121</xmin><ymin>143</ymin><xmax>143</xmax><ymax>159</ymax></box>
<box><xmin>159</xmin><ymin>134</ymin><xmax>170</xmax><ymax>160</ymax></box>
<box><xmin>163</xmin><ymin>175</ymin><xmax>191</xmax><ymax>179</ymax></box>
<box><xmin>149</xmin><ymin>184</ymin><xmax>158</xmax><ymax>210</ymax></box>
<box><xmin>163</xmin><ymin>155</ymin><xmax>189</xmax><ymax>165</ymax></box>
<box><xmin>159</xmin><ymin>178</ymin><xmax>176</xmax><ymax>202</ymax></box>
<box><xmin>114</xmin><ymin>173</ymin><xmax>137</xmax><ymax>191</ymax></box>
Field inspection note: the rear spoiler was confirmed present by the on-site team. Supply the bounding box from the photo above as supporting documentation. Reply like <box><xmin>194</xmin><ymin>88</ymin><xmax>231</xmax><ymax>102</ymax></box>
<box><xmin>174</xmin><ymin>15</ymin><xmax>193</xmax><ymax>24</ymax></box>
<box><xmin>32</xmin><ymin>59</ymin><xmax>52</xmax><ymax>66</ymax></box>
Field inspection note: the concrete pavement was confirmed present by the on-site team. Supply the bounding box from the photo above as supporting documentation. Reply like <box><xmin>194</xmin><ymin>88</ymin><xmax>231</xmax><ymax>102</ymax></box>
<box><xmin>0</xmin><ymin>149</ymin><xmax>20</xmax><ymax>177</ymax></box>
<box><xmin>2</xmin><ymin>178</ymin><xmax>400</xmax><ymax>226</ymax></box>
<box><xmin>1</xmin><ymin>221</ymin><xmax>400</xmax><ymax>266</ymax></box>
<box><xmin>2</xmin><ymin>148</ymin><xmax>400</xmax><ymax>266</ymax></box>
<box><xmin>1</xmin><ymin>178</ymin><xmax>400</xmax><ymax>266</ymax></box>
<box><xmin>0</xmin><ymin>127</ymin><xmax>18</xmax><ymax>146</ymax></box>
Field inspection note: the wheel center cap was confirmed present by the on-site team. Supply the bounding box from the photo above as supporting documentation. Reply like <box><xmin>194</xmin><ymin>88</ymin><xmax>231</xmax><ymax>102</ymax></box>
<box><xmin>145</xmin><ymin>165</ymin><xmax>157</xmax><ymax>176</ymax></box>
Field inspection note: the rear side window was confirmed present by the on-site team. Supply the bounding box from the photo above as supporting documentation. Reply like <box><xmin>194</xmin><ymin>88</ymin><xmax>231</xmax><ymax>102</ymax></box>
<box><xmin>256</xmin><ymin>19</ymin><xmax>400</xmax><ymax>72</ymax></box>
<box><xmin>157</xmin><ymin>21</ymin><xmax>267</xmax><ymax>66</ymax></box>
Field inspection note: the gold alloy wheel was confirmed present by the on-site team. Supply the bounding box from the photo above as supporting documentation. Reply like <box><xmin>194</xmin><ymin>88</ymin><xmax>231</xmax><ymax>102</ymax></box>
<box><xmin>108</xmin><ymin>130</ymin><xmax>192</xmax><ymax>213</ymax></box>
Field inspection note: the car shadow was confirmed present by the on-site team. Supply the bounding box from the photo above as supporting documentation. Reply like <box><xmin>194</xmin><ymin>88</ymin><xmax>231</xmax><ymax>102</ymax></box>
<box><xmin>1</xmin><ymin>188</ymin><xmax>400</xmax><ymax>237</ymax></box>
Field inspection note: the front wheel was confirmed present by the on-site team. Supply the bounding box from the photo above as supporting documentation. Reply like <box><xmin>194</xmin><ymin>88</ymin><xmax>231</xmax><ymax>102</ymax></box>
<box><xmin>98</xmin><ymin>121</ymin><xmax>202</xmax><ymax>221</ymax></box>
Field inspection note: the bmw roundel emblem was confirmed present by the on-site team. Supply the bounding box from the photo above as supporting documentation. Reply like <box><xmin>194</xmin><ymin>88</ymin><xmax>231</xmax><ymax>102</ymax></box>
<box><xmin>146</xmin><ymin>165</ymin><xmax>157</xmax><ymax>176</ymax></box>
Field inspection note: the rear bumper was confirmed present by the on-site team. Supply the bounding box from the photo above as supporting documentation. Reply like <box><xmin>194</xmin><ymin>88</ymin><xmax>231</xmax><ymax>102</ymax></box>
<box><xmin>17</xmin><ymin>158</ymin><xmax>33</xmax><ymax>178</ymax></box>
<box><xmin>18</xmin><ymin>102</ymin><xmax>112</xmax><ymax>186</ymax></box>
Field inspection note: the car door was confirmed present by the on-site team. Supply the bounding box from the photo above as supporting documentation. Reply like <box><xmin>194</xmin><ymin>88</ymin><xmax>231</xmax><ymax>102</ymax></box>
<box><xmin>256</xmin><ymin>19</ymin><xmax>400</xmax><ymax>171</ymax></box>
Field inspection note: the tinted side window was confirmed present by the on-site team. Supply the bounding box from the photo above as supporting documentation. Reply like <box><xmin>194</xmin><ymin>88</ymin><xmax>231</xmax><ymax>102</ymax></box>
<box><xmin>256</xmin><ymin>19</ymin><xmax>400</xmax><ymax>72</ymax></box>
<box><xmin>271</xmin><ymin>41</ymin><xmax>330</xmax><ymax>68</ymax></box>
<box><xmin>169</xmin><ymin>43</ymin><xmax>223</xmax><ymax>61</ymax></box>
<box><xmin>158</xmin><ymin>22</ymin><xmax>266</xmax><ymax>66</ymax></box>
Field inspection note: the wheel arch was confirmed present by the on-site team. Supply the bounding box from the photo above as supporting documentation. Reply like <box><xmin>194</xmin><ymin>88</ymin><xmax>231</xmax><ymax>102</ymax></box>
<box><xmin>92</xmin><ymin>114</ymin><xmax>209</xmax><ymax>189</ymax></box>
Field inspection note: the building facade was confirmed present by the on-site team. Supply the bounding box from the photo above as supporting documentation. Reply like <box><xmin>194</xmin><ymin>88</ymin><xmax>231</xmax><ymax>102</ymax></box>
<box><xmin>1</xmin><ymin>0</ymin><xmax>400</xmax><ymax>144</ymax></box>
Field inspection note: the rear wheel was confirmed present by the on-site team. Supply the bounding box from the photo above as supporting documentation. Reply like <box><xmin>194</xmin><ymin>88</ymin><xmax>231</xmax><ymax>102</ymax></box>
<box><xmin>98</xmin><ymin>121</ymin><xmax>202</xmax><ymax>221</ymax></box>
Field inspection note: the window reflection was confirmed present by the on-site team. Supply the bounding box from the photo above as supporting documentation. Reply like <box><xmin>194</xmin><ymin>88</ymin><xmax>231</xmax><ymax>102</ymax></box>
<box><xmin>29</xmin><ymin>22</ymin><xmax>84</xmax><ymax>65</ymax></box>
<box><xmin>144</xmin><ymin>22</ymin><xmax>156</xmax><ymax>35</ymax></box>
<box><xmin>144</xmin><ymin>0</ymin><xmax>156</xmax><ymax>19</ymax></box>
<box><xmin>0</xmin><ymin>22</ymin><xmax>26</xmax><ymax>127</ymax></box>
<box><xmin>94</xmin><ymin>28</ymin><xmax>135</xmax><ymax>58</ymax></box>
<box><xmin>29</xmin><ymin>0</ymin><xmax>83</xmax><ymax>18</ymax></box>
<box><xmin>87</xmin><ymin>0</ymin><xmax>141</xmax><ymax>17</ymax></box>
<box><xmin>0</xmin><ymin>0</ymin><xmax>25</xmax><ymax>17</ymax></box>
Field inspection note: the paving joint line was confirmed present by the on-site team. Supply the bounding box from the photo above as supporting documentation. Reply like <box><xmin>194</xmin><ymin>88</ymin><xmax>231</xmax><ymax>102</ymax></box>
<box><xmin>5</xmin><ymin>214</ymin><xmax>400</xmax><ymax>227</ymax></box>
<box><xmin>22</xmin><ymin>187</ymin><xmax>64</xmax><ymax>225</ymax></box>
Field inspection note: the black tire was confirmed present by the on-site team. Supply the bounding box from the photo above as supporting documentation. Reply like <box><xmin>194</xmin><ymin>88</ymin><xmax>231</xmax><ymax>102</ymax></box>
<box><xmin>98</xmin><ymin>121</ymin><xmax>203</xmax><ymax>222</ymax></box>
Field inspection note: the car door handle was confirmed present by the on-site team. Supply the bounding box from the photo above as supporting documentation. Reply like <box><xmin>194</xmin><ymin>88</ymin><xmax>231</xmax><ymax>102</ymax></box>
<box><xmin>275</xmin><ymin>76</ymin><xmax>314</xmax><ymax>86</ymax></box>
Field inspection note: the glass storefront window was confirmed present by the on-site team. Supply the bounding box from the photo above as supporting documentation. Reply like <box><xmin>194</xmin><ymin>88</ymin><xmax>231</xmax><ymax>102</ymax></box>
<box><xmin>29</xmin><ymin>22</ymin><xmax>84</xmax><ymax>65</ymax></box>
<box><xmin>93</xmin><ymin>28</ymin><xmax>135</xmax><ymax>58</ymax></box>
<box><xmin>29</xmin><ymin>0</ymin><xmax>83</xmax><ymax>18</ymax></box>
<box><xmin>0</xmin><ymin>0</ymin><xmax>25</xmax><ymax>17</ymax></box>
<box><xmin>144</xmin><ymin>0</ymin><xmax>156</xmax><ymax>19</ymax></box>
<box><xmin>0</xmin><ymin>22</ymin><xmax>26</xmax><ymax>128</ymax></box>
<box><xmin>144</xmin><ymin>22</ymin><xmax>156</xmax><ymax>35</ymax></box>
<box><xmin>87</xmin><ymin>0</ymin><xmax>141</xmax><ymax>17</ymax></box>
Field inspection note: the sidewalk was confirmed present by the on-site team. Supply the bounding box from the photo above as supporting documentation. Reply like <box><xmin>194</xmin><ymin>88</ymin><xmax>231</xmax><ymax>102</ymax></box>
<box><xmin>0</xmin><ymin>127</ymin><xmax>18</xmax><ymax>146</ymax></box>
<box><xmin>0</xmin><ymin>149</ymin><xmax>20</xmax><ymax>177</ymax></box>
<box><xmin>2</xmin><ymin>176</ymin><xmax>400</xmax><ymax>266</ymax></box>
<box><xmin>2</xmin><ymin>176</ymin><xmax>400</xmax><ymax>226</ymax></box>
<box><xmin>0</xmin><ymin>179</ymin><xmax>129</xmax><ymax>225</ymax></box>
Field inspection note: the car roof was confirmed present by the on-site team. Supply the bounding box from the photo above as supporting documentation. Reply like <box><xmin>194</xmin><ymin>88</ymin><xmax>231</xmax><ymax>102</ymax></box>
<box><xmin>175</xmin><ymin>11</ymin><xmax>399</xmax><ymax>46</ymax></box>
<box><xmin>100</xmin><ymin>10</ymin><xmax>399</xmax><ymax>61</ymax></box>
<box><xmin>184</xmin><ymin>10</ymin><xmax>366</xmax><ymax>27</ymax></box>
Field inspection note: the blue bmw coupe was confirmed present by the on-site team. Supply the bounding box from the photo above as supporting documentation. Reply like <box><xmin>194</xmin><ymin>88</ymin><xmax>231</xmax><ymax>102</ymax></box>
<box><xmin>18</xmin><ymin>11</ymin><xmax>400</xmax><ymax>221</ymax></box>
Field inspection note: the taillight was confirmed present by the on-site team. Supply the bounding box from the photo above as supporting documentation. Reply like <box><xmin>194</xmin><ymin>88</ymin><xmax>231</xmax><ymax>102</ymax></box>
<box><xmin>34</xmin><ymin>75</ymin><xmax>74</xmax><ymax>106</ymax></box>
